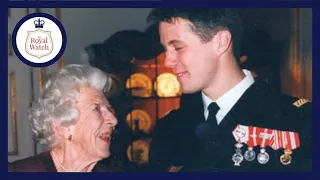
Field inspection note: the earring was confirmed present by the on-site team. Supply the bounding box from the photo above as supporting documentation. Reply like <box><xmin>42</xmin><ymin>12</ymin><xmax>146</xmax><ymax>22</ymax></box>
<box><xmin>67</xmin><ymin>135</ymin><xmax>72</xmax><ymax>141</ymax></box>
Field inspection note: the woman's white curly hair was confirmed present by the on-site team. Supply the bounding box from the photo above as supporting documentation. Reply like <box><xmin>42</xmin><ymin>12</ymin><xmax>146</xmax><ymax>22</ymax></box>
<box><xmin>28</xmin><ymin>64</ymin><xmax>112</xmax><ymax>149</ymax></box>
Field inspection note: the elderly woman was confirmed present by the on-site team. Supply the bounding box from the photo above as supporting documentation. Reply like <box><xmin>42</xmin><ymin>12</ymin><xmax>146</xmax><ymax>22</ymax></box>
<box><xmin>8</xmin><ymin>64</ymin><xmax>121</xmax><ymax>172</ymax></box>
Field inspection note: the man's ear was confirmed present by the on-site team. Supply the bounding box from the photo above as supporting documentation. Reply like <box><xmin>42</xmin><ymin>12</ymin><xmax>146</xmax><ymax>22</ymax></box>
<box><xmin>52</xmin><ymin>120</ymin><xmax>75</xmax><ymax>140</ymax></box>
<box><xmin>216</xmin><ymin>30</ymin><xmax>232</xmax><ymax>57</ymax></box>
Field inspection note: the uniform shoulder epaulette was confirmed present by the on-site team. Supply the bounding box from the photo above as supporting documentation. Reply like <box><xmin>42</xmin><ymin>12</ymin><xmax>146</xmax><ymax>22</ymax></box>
<box><xmin>293</xmin><ymin>98</ymin><xmax>311</xmax><ymax>108</ymax></box>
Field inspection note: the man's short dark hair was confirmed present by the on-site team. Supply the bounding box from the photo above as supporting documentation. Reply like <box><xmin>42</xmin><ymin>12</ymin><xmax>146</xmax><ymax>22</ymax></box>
<box><xmin>147</xmin><ymin>8</ymin><xmax>243</xmax><ymax>61</ymax></box>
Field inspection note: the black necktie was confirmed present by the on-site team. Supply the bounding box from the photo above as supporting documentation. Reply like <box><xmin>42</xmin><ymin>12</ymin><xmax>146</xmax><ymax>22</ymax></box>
<box><xmin>193</xmin><ymin>102</ymin><xmax>222</xmax><ymax>168</ymax></box>
<box><xmin>207</xmin><ymin>102</ymin><xmax>220</xmax><ymax>128</ymax></box>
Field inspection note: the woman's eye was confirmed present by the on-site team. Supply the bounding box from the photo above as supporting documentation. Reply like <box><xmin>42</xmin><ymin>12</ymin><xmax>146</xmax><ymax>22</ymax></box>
<box><xmin>95</xmin><ymin>105</ymin><xmax>101</xmax><ymax>111</ymax></box>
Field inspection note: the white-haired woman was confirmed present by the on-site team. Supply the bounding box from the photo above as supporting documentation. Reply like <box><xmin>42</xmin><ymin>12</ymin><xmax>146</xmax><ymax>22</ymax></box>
<box><xmin>8</xmin><ymin>64</ymin><xmax>121</xmax><ymax>172</ymax></box>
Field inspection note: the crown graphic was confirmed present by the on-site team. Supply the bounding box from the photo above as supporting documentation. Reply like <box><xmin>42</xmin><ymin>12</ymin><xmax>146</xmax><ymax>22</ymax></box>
<box><xmin>34</xmin><ymin>18</ymin><xmax>45</xmax><ymax>28</ymax></box>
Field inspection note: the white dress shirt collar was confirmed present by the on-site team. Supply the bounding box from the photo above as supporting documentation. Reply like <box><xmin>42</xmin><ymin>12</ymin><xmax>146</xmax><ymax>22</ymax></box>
<box><xmin>202</xmin><ymin>69</ymin><xmax>255</xmax><ymax>124</ymax></box>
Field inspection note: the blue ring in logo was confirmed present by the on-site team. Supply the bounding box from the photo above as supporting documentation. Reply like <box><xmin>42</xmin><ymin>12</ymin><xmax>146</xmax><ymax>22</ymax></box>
<box><xmin>12</xmin><ymin>13</ymin><xmax>67</xmax><ymax>68</ymax></box>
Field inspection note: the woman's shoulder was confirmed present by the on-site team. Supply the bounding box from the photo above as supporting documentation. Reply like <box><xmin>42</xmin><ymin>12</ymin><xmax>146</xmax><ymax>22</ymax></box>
<box><xmin>8</xmin><ymin>151</ymin><xmax>52</xmax><ymax>172</ymax></box>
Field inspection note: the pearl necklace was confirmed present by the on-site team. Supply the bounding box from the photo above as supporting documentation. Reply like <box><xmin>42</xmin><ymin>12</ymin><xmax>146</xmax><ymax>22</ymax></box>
<box><xmin>51</xmin><ymin>151</ymin><xmax>68</xmax><ymax>172</ymax></box>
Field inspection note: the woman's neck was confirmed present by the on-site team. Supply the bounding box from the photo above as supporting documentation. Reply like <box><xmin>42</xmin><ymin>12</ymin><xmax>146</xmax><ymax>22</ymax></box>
<box><xmin>50</xmin><ymin>146</ymin><xmax>99</xmax><ymax>172</ymax></box>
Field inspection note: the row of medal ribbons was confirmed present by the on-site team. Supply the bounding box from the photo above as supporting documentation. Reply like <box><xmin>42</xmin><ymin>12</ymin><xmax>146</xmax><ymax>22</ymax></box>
<box><xmin>232</xmin><ymin>124</ymin><xmax>300</xmax><ymax>166</ymax></box>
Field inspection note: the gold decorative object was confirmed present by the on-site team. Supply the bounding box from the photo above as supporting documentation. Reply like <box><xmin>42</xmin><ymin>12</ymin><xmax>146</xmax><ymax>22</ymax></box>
<box><xmin>127</xmin><ymin>139</ymin><xmax>151</xmax><ymax>165</ymax></box>
<box><xmin>125</xmin><ymin>73</ymin><xmax>152</xmax><ymax>97</ymax></box>
<box><xmin>126</xmin><ymin>109</ymin><xmax>152</xmax><ymax>134</ymax></box>
<box><xmin>154</xmin><ymin>73</ymin><xmax>181</xmax><ymax>97</ymax></box>
<box><xmin>280</xmin><ymin>150</ymin><xmax>293</xmax><ymax>165</ymax></box>
<box><xmin>8</xmin><ymin>72</ymin><xmax>18</xmax><ymax>155</ymax></box>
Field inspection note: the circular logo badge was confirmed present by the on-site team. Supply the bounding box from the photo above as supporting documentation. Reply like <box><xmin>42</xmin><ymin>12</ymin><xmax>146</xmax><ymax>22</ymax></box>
<box><xmin>12</xmin><ymin>13</ymin><xmax>67</xmax><ymax>67</ymax></box>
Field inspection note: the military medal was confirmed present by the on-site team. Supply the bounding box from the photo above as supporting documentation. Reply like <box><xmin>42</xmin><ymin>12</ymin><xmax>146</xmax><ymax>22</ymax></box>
<box><xmin>280</xmin><ymin>149</ymin><xmax>292</xmax><ymax>165</ymax></box>
<box><xmin>232</xmin><ymin>125</ymin><xmax>249</xmax><ymax>166</ymax></box>
<box><xmin>244</xmin><ymin>147</ymin><xmax>256</xmax><ymax>162</ymax></box>
<box><xmin>244</xmin><ymin>126</ymin><xmax>257</xmax><ymax>161</ymax></box>
<box><xmin>232</xmin><ymin>142</ymin><xmax>244</xmax><ymax>166</ymax></box>
<box><xmin>256</xmin><ymin>128</ymin><xmax>273</xmax><ymax>164</ymax></box>
<box><xmin>257</xmin><ymin>148</ymin><xmax>270</xmax><ymax>164</ymax></box>
<box><xmin>280</xmin><ymin>131</ymin><xmax>300</xmax><ymax>165</ymax></box>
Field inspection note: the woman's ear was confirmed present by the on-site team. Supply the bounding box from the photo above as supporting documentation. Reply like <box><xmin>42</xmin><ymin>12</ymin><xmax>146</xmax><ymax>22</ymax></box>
<box><xmin>52</xmin><ymin>120</ymin><xmax>75</xmax><ymax>140</ymax></box>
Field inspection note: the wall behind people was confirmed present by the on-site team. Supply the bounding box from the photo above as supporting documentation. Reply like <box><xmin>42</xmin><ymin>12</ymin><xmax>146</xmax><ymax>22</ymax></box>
<box><xmin>8</xmin><ymin>8</ymin><xmax>35</xmax><ymax>162</ymax></box>
<box><xmin>61</xmin><ymin>8</ymin><xmax>152</xmax><ymax>65</ymax></box>
<box><xmin>281</xmin><ymin>8</ymin><xmax>312</xmax><ymax>100</ymax></box>
<box><xmin>242</xmin><ymin>8</ymin><xmax>312</xmax><ymax>100</ymax></box>
<box><xmin>240</xmin><ymin>9</ymin><xmax>291</xmax><ymax>92</ymax></box>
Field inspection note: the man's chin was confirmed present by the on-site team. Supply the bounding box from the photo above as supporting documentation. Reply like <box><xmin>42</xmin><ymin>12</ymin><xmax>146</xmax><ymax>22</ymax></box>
<box><xmin>182</xmin><ymin>88</ymin><xmax>199</xmax><ymax>94</ymax></box>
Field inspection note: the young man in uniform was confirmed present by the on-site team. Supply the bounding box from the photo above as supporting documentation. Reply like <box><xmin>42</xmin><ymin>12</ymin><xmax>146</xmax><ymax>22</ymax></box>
<box><xmin>147</xmin><ymin>8</ymin><xmax>312</xmax><ymax>172</ymax></box>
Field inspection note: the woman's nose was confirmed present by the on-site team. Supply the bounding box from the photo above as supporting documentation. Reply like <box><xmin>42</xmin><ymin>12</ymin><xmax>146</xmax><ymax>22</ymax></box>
<box><xmin>103</xmin><ymin>109</ymin><xmax>118</xmax><ymax>126</ymax></box>
<box><xmin>107</xmin><ymin>113</ymin><xmax>117</xmax><ymax>127</ymax></box>
<box><xmin>109</xmin><ymin>114</ymin><xmax>118</xmax><ymax>126</ymax></box>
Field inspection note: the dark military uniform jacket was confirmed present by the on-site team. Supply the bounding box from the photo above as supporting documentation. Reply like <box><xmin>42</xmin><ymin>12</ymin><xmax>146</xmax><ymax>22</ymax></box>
<box><xmin>8</xmin><ymin>151</ymin><xmax>123</xmax><ymax>172</ymax></box>
<box><xmin>148</xmin><ymin>78</ymin><xmax>312</xmax><ymax>172</ymax></box>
